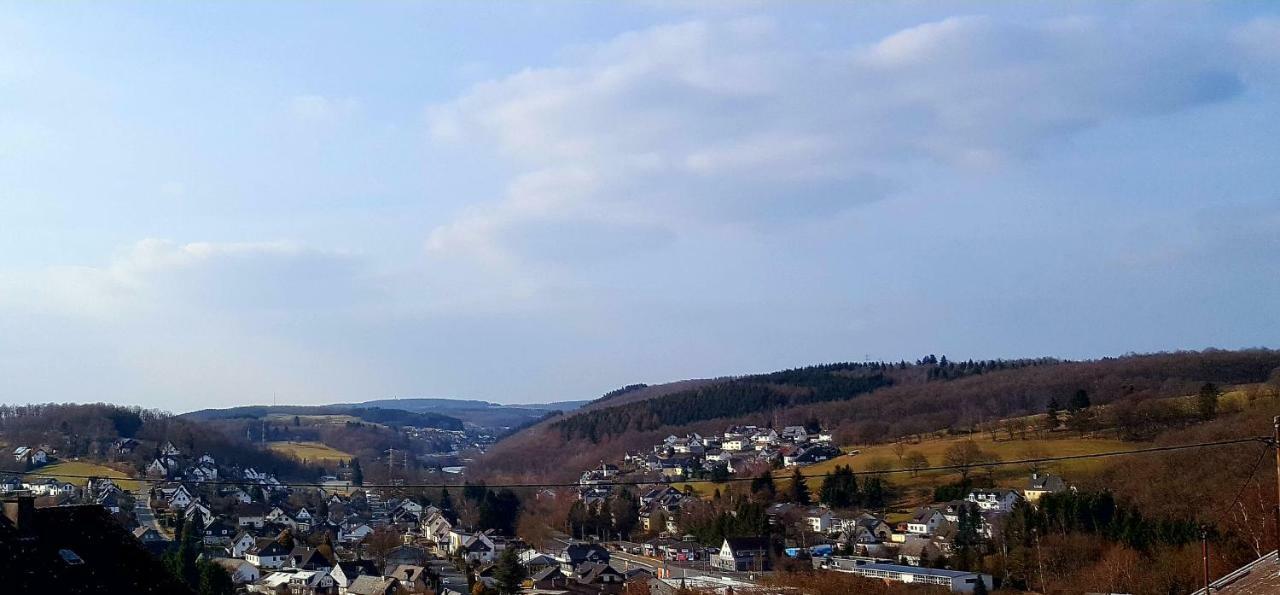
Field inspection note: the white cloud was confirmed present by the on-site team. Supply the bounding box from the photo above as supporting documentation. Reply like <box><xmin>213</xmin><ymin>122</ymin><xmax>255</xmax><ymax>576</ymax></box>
<box><xmin>424</xmin><ymin>15</ymin><xmax>1245</xmax><ymax>264</ymax></box>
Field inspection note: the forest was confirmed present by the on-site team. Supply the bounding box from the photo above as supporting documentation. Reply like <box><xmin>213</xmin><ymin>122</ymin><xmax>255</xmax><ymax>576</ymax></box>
<box><xmin>0</xmin><ymin>403</ymin><xmax>322</xmax><ymax>478</ymax></box>
<box><xmin>476</xmin><ymin>349</ymin><xmax>1280</xmax><ymax>481</ymax></box>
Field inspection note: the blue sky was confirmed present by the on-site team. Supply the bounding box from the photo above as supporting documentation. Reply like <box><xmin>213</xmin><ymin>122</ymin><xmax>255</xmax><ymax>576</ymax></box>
<box><xmin>1</xmin><ymin>2</ymin><xmax>1277</xmax><ymax>411</ymax></box>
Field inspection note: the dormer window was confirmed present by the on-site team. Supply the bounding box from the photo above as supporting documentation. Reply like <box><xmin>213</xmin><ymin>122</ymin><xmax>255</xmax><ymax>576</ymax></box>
<box><xmin>58</xmin><ymin>549</ymin><xmax>84</xmax><ymax>566</ymax></box>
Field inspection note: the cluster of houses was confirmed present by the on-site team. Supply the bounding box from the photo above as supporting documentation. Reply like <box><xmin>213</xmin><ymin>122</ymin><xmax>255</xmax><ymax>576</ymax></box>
<box><xmin>11</xmin><ymin>445</ymin><xmax>50</xmax><ymax>467</ymax></box>
<box><xmin>577</xmin><ymin>425</ymin><xmax>840</xmax><ymax>505</ymax></box>
<box><xmin>622</xmin><ymin>425</ymin><xmax>840</xmax><ymax>480</ymax></box>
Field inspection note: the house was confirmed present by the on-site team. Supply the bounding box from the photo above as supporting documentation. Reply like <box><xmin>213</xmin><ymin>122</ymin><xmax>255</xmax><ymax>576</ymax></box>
<box><xmin>112</xmin><ymin>438</ymin><xmax>140</xmax><ymax>455</ymax></box>
<box><xmin>228</xmin><ymin>530</ymin><xmax>258</xmax><ymax>558</ymax></box>
<box><xmin>133</xmin><ymin>526</ymin><xmax>166</xmax><ymax>544</ymax></box>
<box><xmin>562</xmin><ymin>541</ymin><xmax>610</xmax><ymax>569</ymax></box>
<box><xmin>244</xmin><ymin>538</ymin><xmax>291</xmax><ymax>569</ymax></box>
<box><xmin>1191</xmin><ymin>550</ymin><xmax>1280</xmax><ymax>594</ymax></box>
<box><xmin>226</xmin><ymin>488</ymin><xmax>254</xmax><ymax>504</ymax></box>
<box><xmin>711</xmin><ymin>537</ymin><xmax>771</xmax><ymax>572</ymax></box>
<box><xmin>907</xmin><ymin>507</ymin><xmax>947</xmax><ymax>535</ymax></box>
<box><xmin>14</xmin><ymin>447</ymin><xmax>49</xmax><ymax>467</ymax></box>
<box><xmin>0</xmin><ymin>493</ymin><xmax>196</xmax><ymax>594</ymax></box>
<box><xmin>573</xmin><ymin>560</ymin><xmax>625</xmax><ymax>588</ymax></box>
<box><xmin>203</xmin><ymin>518</ymin><xmax>238</xmax><ymax>545</ymax></box>
<box><xmin>1025</xmin><ymin>472</ymin><xmax>1067</xmax><ymax>504</ymax></box>
<box><xmin>167</xmin><ymin>485</ymin><xmax>194</xmax><ymax>510</ymax></box>
<box><xmin>160</xmin><ymin>442</ymin><xmax>182</xmax><ymax>457</ymax></box>
<box><xmin>804</xmin><ymin>507</ymin><xmax>833</xmax><ymax>533</ymax></box>
<box><xmin>448</xmin><ymin>530</ymin><xmax>495</xmax><ymax>563</ymax></box>
<box><xmin>387</xmin><ymin>564</ymin><xmax>429</xmax><ymax>593</ymax></box>
<box><xmin>967</xmin><ymin>489</ymin><xmax>1021</xmax><ymax>513</ymax></box>
<box><xmin>146</xmin><ymin>459</ymin><xmax>171</xmax><ymax>477</ymax></box>
<box><xmin>849</xmin><ymin>517</ymin><xmax>893</xmax><ymax>543</ymax></box>
<box><xmin>183</xmin><ymin>501</ymin><xmax>214</xmax><ymax>525</ymax></box>
<box><xmin>0</xmin><ymin>476</ymin><xmax>22</xmax><ymax>492</ymax></box>
<box><xmin>340</xmin><ymin>522</ymin><xmax>374</xmax><ymax>543</ymax></box>
<box><xmin>898</xmin><ymin>537</ymin><xmax>943</xmax><ymax>566</ymax></box>
<box><xmin>284</xmin><ymin>569</ymin><xmax>335</xmax><ymax>595</ymax></box>
<box><xmin>384</xmin><ymin>545</ymin><xmax>428</xmax><ymax>568</ymax></box>
<box><xmin>209</xmin><ymin>557</ymin><xmax>260</xmax><ymax>584</ymax></box>
<box><xmin>346</xmin><ymin>575</ymin><xmax>401</xmax><ymax>595</ymax></box>
<box><xmin>198</xmin><ymin>454</ymin><xmax>215</xmax><ymax>466</ymax></box>
<box><xmin>237</xmin><ymin>503</ymin><xmax>268</xmax><ymax>528</ymax></box>
<box><xmin>329</xmin><ymin>560</ymin><xmax>380</xmax><ymax>592</ymax></box>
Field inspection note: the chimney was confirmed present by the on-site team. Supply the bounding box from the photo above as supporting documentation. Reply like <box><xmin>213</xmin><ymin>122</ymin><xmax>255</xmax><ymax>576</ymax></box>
<box><xmin>2</xmin><ymin>494</ymin><xmax>36</xmax><ymax>535</ymax></box>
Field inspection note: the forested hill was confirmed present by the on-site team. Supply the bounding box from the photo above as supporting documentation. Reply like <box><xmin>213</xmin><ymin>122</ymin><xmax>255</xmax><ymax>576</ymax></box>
<box><xmin>182</xmin><ymin>405</ymin><xmax>465</xmax><ymax>431</ymax></box>
<box><xmin>473</xmin><ymin>349</ymin><xmax>1280</xmax><ymax>481</ymax></box>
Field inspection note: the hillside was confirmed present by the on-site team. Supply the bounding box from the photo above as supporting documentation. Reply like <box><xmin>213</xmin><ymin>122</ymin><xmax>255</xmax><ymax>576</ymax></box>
<box><xmin>182</xmin><ymin>405</ymin><xmax>465</xmax><ymax>431</ymax></box>
<box><xmin>472</xmin><ymin>349</ymin><xmax>1280</xmax><ymax>481</ymax></box>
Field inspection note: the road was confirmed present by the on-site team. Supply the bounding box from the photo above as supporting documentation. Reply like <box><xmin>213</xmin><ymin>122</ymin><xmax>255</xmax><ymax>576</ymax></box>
<box><xmin>133</xmin><ymin>487</ymin><xmax>170</xmax><ymax>539</ymax></box>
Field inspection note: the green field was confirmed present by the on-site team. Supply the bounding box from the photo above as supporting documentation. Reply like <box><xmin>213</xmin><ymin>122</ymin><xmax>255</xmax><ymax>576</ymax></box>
<box><xmin>267</xmin><ymin>441</ymin><xmax>353</xmax><ymax>464</ymax></box>
<box><xmin>26</xmin><ymin>460</ymin><xmax>141</xmax><ymax>491</ymax></box>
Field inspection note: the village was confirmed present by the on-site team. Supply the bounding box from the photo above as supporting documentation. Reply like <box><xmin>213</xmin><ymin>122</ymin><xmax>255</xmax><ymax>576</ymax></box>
<box><xmin>0</xmin><ymin>421</ymin><xmax>1100</xmax><ymax>595</ymax></box>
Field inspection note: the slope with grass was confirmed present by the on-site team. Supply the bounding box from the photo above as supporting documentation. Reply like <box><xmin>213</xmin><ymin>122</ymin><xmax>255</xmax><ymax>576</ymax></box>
<box><xmin>27</xmin><ymin>460</ymin><xmax>141</xmax><ymax>491</ymax></box>
<box><xmin>267</xmin><ymin>441</ymin><xmax>354</xmax><ymax>465</ymax></box>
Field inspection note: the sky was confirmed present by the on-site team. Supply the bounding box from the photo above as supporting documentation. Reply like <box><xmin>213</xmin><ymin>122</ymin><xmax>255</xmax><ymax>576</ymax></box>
<box><xmin>1</xmin><ymin>2</ymin><xmax>1278</xmax><ymax>411</ymax></box>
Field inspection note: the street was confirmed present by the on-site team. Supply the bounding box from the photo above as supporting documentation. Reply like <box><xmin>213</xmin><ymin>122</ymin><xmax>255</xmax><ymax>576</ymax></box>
<box><xmin>133</xmin><ymin>487</ymin><xmax>170</xmax><ymax>539</ymax></box>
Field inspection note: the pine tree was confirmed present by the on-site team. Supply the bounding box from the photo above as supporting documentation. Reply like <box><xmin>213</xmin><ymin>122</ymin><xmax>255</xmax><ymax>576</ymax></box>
<box><xmin>196</xmin><ymin>559</ymin><xmax>235</xmax><ymax>595</ymax></box>
<box><xmin>491</xmin><ymin>547</ymin><xmax>527</xmax><ymax>594</ymax></box>
<box><xmin>1198</xmin><ymin>382</ymin><xmax>1221</xmax><ymax>421</ymax></box>
<box><xmin>350</xmin><ymin>458</ymin><xmax>363</xmax><ymax>486</ymax></box>
<box><xmin>1068</xmin><ymin>389</ymin><xmax>1091</xmax><ymax>412</ymax></box>
<box><xmin>788</xmin><ymin>467</ymin><xmax>811</xmax><ymax>504</ymax></box>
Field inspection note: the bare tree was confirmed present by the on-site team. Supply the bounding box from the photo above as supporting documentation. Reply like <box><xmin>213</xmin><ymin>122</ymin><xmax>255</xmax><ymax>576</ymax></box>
<box><xmin>891</xmin><ymin>442</ymin><xmax>907</xmax><ymax>464</ymax></box>
<box><xmin>942</xmin><ymin>440</ymin><xmax>985</xmax><ymax>482</ymax></box>
<box><xmin>904</xmin><ymin>451</ymin><xmax>929</xmax><ymax>477</ymax></box>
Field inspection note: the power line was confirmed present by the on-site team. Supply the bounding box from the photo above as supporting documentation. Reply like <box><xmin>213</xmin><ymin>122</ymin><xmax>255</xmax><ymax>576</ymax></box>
<box><xmin>14</xmin><ymin>436</ymin><xmax>1269</xmax><ymax>490</ymax></box>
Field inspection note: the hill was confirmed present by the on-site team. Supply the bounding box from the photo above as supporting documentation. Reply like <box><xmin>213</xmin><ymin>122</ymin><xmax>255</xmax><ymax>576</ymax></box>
<box><xmin>472</xmin><ymin>349</ymin><xmax>1280</xmax><ymax>481</ymax></box>
<box><xmin>344</xmin><ymin>397</ymin><xmax>590</xmax><ymax>431</ymax></box>
<box><xmin>182</xmin><ymin>405</ymin><xmax>465</xmax><ymax>431</ymax></box>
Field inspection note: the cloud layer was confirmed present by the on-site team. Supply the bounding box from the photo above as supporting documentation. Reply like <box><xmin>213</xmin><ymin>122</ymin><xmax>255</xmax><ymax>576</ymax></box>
<box><xmin>425</xmin><ymin>15</ymin><xmax>1245</xmax><ymax>264</ymax></box>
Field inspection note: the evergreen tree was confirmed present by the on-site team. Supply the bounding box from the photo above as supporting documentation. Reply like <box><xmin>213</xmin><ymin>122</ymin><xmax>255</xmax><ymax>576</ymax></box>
<box><xmin>196</xmin><ymin>559</ymin><xmax>235</xmax><ymax>595</ymax></box>
<box><xmin>350</xmin><ymin>458</ymin><xmax>363</xmax><ymax>486</ymax></box>
<box><xmin>1043</xmin><ymin>397</ymin><xmax>1061</xmax><ymax>430</ymax></box>
<box><xmin>787</xmin><ymin>467</ymin><xmax>811</xmax><ymax>504</ymax></box>
<box><xmin>1198</xmin><ymin>382</ymin><xmax>1221</xmax><ymax>421</ymax></box>
<box><xmin>750</xmin><ymin>472</ymin><xmax>776</xmax><ymax>501</ymax></box>
<box><xmin>1068</xmin><ymin>389</ymin><xmax>1091</xmax><ymax>412</ymax></box>
<box><xmin>491</xmin><ymin>547</ymin><xmax>527</xmax><ymax>594</ymax></box>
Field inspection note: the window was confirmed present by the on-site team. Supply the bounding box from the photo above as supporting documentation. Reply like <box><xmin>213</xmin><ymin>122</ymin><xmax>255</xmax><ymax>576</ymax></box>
<box><xmin>58</xmin><ymin>549</ymin><xmax>84</xmax><ymax>566</ymax></box>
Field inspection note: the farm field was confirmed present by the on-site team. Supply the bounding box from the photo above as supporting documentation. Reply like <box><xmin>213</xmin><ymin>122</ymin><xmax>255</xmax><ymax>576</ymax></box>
<box><xmin>675</xmin><ymin>434</ymin><xmax>1131</xmax><ymax>500</ymax></box>
<box><xmin>264</xmin><ymin>413</ymin><xmax>361</xmax><ymax>425</ymax></box>
<box><xmin>26</xmin><ymin>460</ymin><xmax>141</xmax><ymax>491</ymax></box>
<box><xmin>794</xmin><ymin>434</ymin><xmax>1131</xmax><ymax>492</ymax></box>
<box><xmin>267</xmin><ymin>441</ymin><xmax>353</xmax><ymax>464</ymax></box>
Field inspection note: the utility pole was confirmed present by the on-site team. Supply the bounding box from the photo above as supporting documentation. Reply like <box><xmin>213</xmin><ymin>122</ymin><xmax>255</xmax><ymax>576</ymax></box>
<box><xmin>1201</xmin><ymin>526</ymin><xmax>1210</xmax><ymax>594</ymax></box>
<box><xmin>1274</xmin><ymin>416</ymin><xmax>1280</xmax><ymax>564</ymax></box>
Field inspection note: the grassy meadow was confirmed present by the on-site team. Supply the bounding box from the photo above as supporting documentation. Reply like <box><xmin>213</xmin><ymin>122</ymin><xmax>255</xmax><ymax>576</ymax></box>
<box><xmin>267</xmin><ymin>440</ymin><xmax>354</xmax><ymax>464</ymax></box>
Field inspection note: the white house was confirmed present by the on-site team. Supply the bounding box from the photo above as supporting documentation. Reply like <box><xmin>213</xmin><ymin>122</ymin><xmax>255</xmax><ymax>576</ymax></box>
<box><xmin>340</xmin><ymin>523</ymin><xmax>374</xmax><ymax>543</ymax></box>
<box><xmin>967</xmin><ymin>489</ymin><xmax>1021</xmax><ymax>513</ymax></box>
<box><xmin>804</xmin><ymin>507</ymin><xmax>833</xmax><ymax>533</ymax></box>
<box><xmin>907</xmin><ymin>508</ymin><xmax>947</xmax><ymax>535</ymax></box>
<box><xmin>167</xmin><ymin>485</ymin><xmax>194</xmax><ymax>510</ymax></box>
<box><xmin>161</xmin><ymin>441</ymin><xmax>182</xmax><ymax>457</ymax></box>
<box><xmin>244</xmin><ymin>539</ymin><xmax>290</xmax><ymax>569</ymax></box>
<box><xmin>210</xmin><ymin>558</ymin><xmax>260</xmax><ymax>584</ymax></box>
<box><xmin>228</xmin><ymin>531</ymin><xmax>257</xmax><ymax>558</ymax></box>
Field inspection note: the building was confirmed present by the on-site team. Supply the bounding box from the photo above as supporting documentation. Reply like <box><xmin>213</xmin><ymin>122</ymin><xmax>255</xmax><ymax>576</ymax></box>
<box><xmin>0</xmin><ymin>494</ymin><xmax>195</xmax><ymax>594</ymax></box>
<box><xmin>831</xmin><ymin>560</ymin><xmax>993</xmax><ymax>593</ymax></box>
<box><xmin>966</xmin><ymin>489</ymin><xmax>1022</xmax><ymax>513</ymax></box>
<box><xmin>907</xmin><ymin>508</ymin><xmax>947</xmax><ymax>535</ymax></box>
<box><xmin>1192</xmin><ymin>550</ymin><xmax>1280</xmax><ymax>594</ymax></box>
<box><xmin>1024</xmin><ymin>473</ymin><xmax>1067</xmax><ymax>504</ymax></box>
<box><xmin>711</xmin><ymin>537</ymin><xmax>771</xmax><ymax>572</ymax></box>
